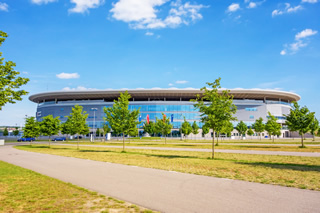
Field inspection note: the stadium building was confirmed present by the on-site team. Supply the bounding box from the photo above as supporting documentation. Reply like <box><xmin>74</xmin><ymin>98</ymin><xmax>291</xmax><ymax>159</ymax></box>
<box><xmin>29</xmin><ymin>89</ymin><xmax>300</xmax><ymax>138</ymax></box>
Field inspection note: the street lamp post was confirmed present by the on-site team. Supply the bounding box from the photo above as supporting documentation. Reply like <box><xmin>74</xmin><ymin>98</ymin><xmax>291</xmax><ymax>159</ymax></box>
<box><xmin>91</xmin><ymin>108</ymin><xmax>98</xmax><ymax>142</ymax></box>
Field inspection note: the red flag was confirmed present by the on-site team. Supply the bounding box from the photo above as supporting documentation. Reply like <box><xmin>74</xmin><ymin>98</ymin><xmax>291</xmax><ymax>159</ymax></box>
<box><xmin>163</xmin><ymin>114</ymin><xmax>166</xmax><ymax>121</ymax></box>
<box><xmin>147</xmin><ymin>114</ymin><xmax>149</xmax><ymax>124</ymax></box>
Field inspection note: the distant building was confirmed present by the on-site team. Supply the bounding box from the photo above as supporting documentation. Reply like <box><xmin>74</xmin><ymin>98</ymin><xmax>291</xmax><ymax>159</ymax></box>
<box><xmin>29</xmin><ymin>89</ymin><xmax>300</xmax><ymax>138</ymax></box>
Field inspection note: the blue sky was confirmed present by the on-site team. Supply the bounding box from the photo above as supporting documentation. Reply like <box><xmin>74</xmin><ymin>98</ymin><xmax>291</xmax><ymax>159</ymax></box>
<box><xmin>0</xmin><ymin>0</ymin><xmax>319</xmax><ymax>126</ymax></box>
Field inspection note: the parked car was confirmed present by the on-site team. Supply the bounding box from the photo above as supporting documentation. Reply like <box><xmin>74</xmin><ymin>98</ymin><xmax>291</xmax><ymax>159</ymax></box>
<box><xmin>17</xmin><ymin>137</ymin><xmax>36</xmax><ymax>142</ymax></box>
<box><xmin>52</xmin><ymin>137</ymin><xmax>67</xmax><ymax>141</ymax></box>
<box><xmin>75</xmin><ymin>136</ymin><xmax>83</xmax><ymax>139</ymax></box>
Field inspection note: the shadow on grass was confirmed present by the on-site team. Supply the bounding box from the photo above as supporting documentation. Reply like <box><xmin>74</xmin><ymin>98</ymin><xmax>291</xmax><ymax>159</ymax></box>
<box><xmin>19</xmin><ymin>145</ymin><xmax>72</xmax><ymax>150</ymax></box>
<box><xmin>79</xmin><ymin>150</ymin><xmax>112</xmax><ymax>153</ymax></box>
<box><xmin>236</xmin><ymin>161</ymin><xmax>320</xmax><ymax>172</ymax></box>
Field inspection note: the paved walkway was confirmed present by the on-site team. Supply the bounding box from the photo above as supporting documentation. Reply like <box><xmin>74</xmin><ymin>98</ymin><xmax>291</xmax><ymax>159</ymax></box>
<box><xmin>0</xmin><ymin>145</ymin><xmax>319</xmax><ymax>213</ymax></box>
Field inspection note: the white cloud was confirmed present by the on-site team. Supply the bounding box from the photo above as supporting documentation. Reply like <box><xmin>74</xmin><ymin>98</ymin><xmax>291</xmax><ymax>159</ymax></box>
<box><xmin>22</xmin><ymin>71</ymin><xmax>29</xmax><ymax>74</ymax></box>
<box><xmin>69</xmin><ymin>0</ymin><xmax>104</xmax><ymax>13</ymax></box>
<box><xmin>272</xmin><ymin>3</ymin><xmax>303</xmax><ymax>17</ymax></box>
<box><xmin>295</xmin><ymin>28</ymin><xmax>318</xmax><ymax>40</ymax></box>
<box><xmin>56</xmin><ymin>72</ymin><xmax>80</xmax><ymax>79</ymax></box>
<box><xmin>168</xmin><ymin>83</ymin><xmax>174</xmax><ymax>86</ymax></box>
<box><xmin>301</xmin><ymin>0</ymin><xmax>318</xmax><ymax>3</ymax></box>
<box><xmin>247</xmin><ymin>2</ymin><xmax>256</xmax><ymax>8</ymax></box>
<box><xmin>31</xmin><ymin>0</ymin><xmax>57</xmax><ymax>4</ymax></box>
<box><xmin>0</xmin><ymin>2</ymin><xmax>8</xmax><ymax>11</ymax></box>
<box><xmin>281</xmin><ymin>28</ymin><xmax>317</xmax><ymax>55</ymax></box>
<box><xmin>145</xmin><ymin>32</ymin><xmax>154</xmax><ymax>36</ymax></box>
<box><xmin>110</xmin><ymin>0</ymin><xmax>207</xmax><ymax>29</ymax></box>
<box><xmin>62</xmin><ymin>86</ymin><xmax>97</xmax><ymax>91</ymax></box>
<box><xmin>227</xmin><ymin>3</ymin><xmax>240</xmax><ymax>12</ymax></box>
<box><xmin>175</xmin><ymin>80</ymin><xmax>188</xmax><ymax>84</ymax></box>
<box><xmin>280</xmin><ymin>50</ymin><xmax>286</xmax><ymax>55</ymax></box>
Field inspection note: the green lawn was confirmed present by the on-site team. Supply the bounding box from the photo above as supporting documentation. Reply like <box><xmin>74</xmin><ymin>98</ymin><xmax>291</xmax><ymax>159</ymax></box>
<box><xmin>61</xmin><ymin>141</ymin><xmax>320</xmax><ymax>152</ymax></box>
<box><xmin>16</xmin><ymin>145</ymin><xmax>320</xmax><ymax>191</ymax></box>
<box><xmin>0</xmin><ymin>160</ymin><xmax>153</xmax><ymax>213</ymax></box>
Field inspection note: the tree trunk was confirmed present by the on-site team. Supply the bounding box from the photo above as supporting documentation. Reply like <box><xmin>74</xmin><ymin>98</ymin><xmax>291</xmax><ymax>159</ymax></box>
<box><xmin>49</xmin><ymin>136</ymin><xmax>51</xmax><ymax>148</ymax></box>
<box><xmin>301</xmin><ymin>134</ymin><xmax>304</xmax><ymax>147</ymax></box>
<box><xmin>217</xmin><ymin>132</ymin><xmax>219</xmax><ymax>146</ymax></box>
<box><xmin>273</xmin><ymin>135</ymin><xmax>275</xmax><ymax>142</ymax></box>
<box><xmin>165</xmin><ymin>135</ymin><xmax>167</xmax><ymax>144</ymax></box>
<box><xmin>212</xmin><ymin>130</ymin><xmax>215</xmax><ymax>159</ymax></box>
<box><xmin>77</xmin><ymin>136</ymin><xmax>79</xmax><ymax>150</ymax></box>
<box><xmin>122</xmin><ymin>133</ymin><xmax>125</xmax><ymax>151</ymax></box>
<box><xmin>313</xmin><ymin>135</ymin><xmax>315</xmax><ymax>142</ymax></box>
<box><xmin>260</xmin><ymin>133</ymin><xmax>262</xmax><ymax>141</ymax></box>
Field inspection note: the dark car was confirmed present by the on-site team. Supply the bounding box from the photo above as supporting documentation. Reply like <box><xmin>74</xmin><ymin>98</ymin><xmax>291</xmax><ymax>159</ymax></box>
<box><xmin>52</xmin><ymin>137</ymin><xmax>66</xmax><ymax>141</ymax></box>
<box><xmin>17</xmin><ymin>137</ymin><xmax>36</xmax><ymax>142</ymax></box>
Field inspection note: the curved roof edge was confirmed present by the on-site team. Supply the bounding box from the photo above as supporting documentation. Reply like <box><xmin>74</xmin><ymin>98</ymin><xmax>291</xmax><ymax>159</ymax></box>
<box><xmin>29</xmin><ymin>88</ymin><xmax>301</xmax><ymax>103</ymax></box>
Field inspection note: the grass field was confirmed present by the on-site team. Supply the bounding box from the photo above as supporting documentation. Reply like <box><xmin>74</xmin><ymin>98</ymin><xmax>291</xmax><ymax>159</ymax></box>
<box><xmin>61</xmin><ymin>141</ymin><xmax>320</xmax><ymax>152</ymax></box>
<box><xmin>0</xmin><ymin>160</ymin><xmax>153</xmax><ymax>213</ymax></box>
<box><xmin>16</xmin><ymin>145</ymin><xmax>320</xmax><ymax>191</ymax></box>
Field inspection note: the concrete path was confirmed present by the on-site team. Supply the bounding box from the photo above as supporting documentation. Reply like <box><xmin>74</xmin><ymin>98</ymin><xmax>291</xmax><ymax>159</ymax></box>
<box><xmin>0</xmin><ymin>145</ymin><xmax>319</xmax><ymax>213</ymax></box>
<box><xmin>53</xmin><ymin>143</ymin><xmax>320</xmax><ymax>157</ymax></box>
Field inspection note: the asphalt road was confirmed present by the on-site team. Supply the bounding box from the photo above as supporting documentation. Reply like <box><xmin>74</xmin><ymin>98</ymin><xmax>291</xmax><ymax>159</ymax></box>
<box><xmin>0</xmin><ymin>145</ymin><xmax>319</xmax><ymax>213</ymax></box>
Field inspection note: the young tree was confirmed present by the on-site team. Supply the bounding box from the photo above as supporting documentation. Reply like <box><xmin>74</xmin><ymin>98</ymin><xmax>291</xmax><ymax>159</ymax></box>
<box><xmin>193</xmin><ymin>78</ymin><xmax>237</xmax><ymax>158</ymax></box>
<box><xmin>61</xmin><ymin>118</ymin><xmax>75</xmax><ymax>141</ymax></box>
<box><xmin>155</xmin><ymin>114</ymin><xmax>173</xmax><ymax>144</ymax></box>
<box><xmin>13</xmin><ymin>127</ymin><xmax>19</xmax><ymax>137</ymax></box>
<box><xmin>40</xmin><ymin>115</ymin><xmax>61</xmax><ymax>148</ymax></box>
<box><xmin>284</xmin><ymin>102</ymin><xmax>315</xmax><ymax>147</ymax></box>
<box><xmin>310</xmin><ymin>117</ymin><xmax>319</xmax><ymax>142</ymax></box>
<box><xmin>3</xmin><ymin>127</ymin><xmax>8</xmax><ymax>136</ymax></box>
<box><xmin>236</xmin><ymin>121</ymin><xmax>248</xmax><ymax>140</ymax></box>
<box><xmin>102</xmin><ymin>123</ymin><xmax>111</xmax><ymax>142</ymax></box>
<box><xmin>104</xmin><ymin>91</ymin><xmax>140</xmax><ymax>151</ymax></box>
<box><xmin>180</xmin><ymin>118</ymin><xmax>192</xmax><ymax>141</ymax></box>
<box><xmin>265</xmin><ymin>112</ymin><xmax>281</xmax><ymax>142</ymax></box>
<box><xmin>96</xmin><ymin>128</ymin><xmax>101</xmax><ymax>137</ymax></box>
<box><xmin>202</xmin><ymin>124</ymin><xmax>209</xmax><ymax>138</ymax></box>
<box><xmin>23</xmin><ymin>117</ymin><xmax>40</xmax><ymax>146</ymax></box>
<box><xmin>0</xmin><ymin>31</ymin><xmax>29</xmax><ymax>110</ymax></box>
<box><xmin>192</xmin><ymin>121</ymin><xmax>199</xmax><ymax>140</ymax></box>
<box><xmin>68</xmin><ymin>105</ymin><xmax>89</xmax><ymax>150</ymax></box>
<box><xmin>247</xmin><ymin>127</ymin><xmax>254</xmax><ymax>139</ymax></box>
<box><xmin>143</xmin><ymin>121</ymin><xmax>156</xmax><ymax>137</ymax></box>
<box><xmin>252</xmin><ymin>117</ymin><xmax>265</xmax><ymax>140</ymax></box>
<box><xmin>80</xmin><ymin>124</ymin><xmax>90</xmax><ymax>140</ymax></box>
<box><xmin>222</xmin><ymin>121</ymin><xmax>234</xmax><ymax>138</ymax></box>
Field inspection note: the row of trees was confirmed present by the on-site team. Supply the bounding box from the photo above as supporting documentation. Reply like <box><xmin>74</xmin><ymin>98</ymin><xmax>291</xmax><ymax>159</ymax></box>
<box><xmin>1</xmin><ymin>127</ymin><xmax>20</xmax><ymax>137</ymax></box>
<box><xmin>23</xmin><ymin>105</ymin><xmax>93</xmax><ymax>149</ymax></box>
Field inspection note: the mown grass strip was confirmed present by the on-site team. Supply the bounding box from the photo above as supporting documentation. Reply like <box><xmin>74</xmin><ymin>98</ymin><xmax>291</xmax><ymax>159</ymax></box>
<box><xmin>0</xmin><ymin>160</ymin><xmax>154</xmax><ymax>213</ymax></box>
<box><xmin>61</xmin><ymin>141</ymin><xmax>320</xmax><ymax>152</ymax></box>
<box><xmin>16</xmin><ymin>145</ymin><xmax>320</xmax><ymax>191</ymax></box>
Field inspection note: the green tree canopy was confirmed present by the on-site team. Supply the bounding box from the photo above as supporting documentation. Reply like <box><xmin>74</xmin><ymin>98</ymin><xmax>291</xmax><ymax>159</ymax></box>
<box><xmin>222</xmin><ymin>121</ymin><xmax>234</xmax><ymax>138</ymax></box>
<box><xmin>265</xmin><ymin>112</ymin><xmax>281</xmax><ymax>142</ymax></box>
<box><xmin>104</xmin><ymin>91</ymin><xmax>140</xmax><ymax>150</ymax></box>
<box><xmin>202</xmin><ymin>124</ymin><xmax>210</xmax><ymax>137</ymax></box>
<box><xmin>23</xmin><ymin>117</ymin><xmax>40</xmax><ymax>144</ymax></box>
<box><xmin>3</xmin><ymin>127</ymin><xmax>8</xmax><ymax>136</ymax></box>
<box><xmin>13</xmin><ymin>127</ymin><xmax>19</xmax><ymax>137</ymax></box>
<box><xmin>310</xmin><ymin>117</ymin><xmax>319</xmax><ymax>141</ymax></box>
<box><xmin>252</xmin><ymin>117</ymin><xmax>265</xmax><ymax>140</ymax></box>
<box><xmin>284</xmin><ymin>102</ymin><xmax>315</xmax><ymax>147</ymax></box>
<box><xmin>155</xmin><ymin>114</ymin><xmax>173</xmax><ymax>144</ymax></box>
<box><xmin>143</xmin><ymin>121</ymin><xmax>156</xmax><ymax>137</ymax></box>
<box><xmin>247</xmin><ymin>127</ymin><xmax>254</xmax><ymax>137</ymax></box>
<box><xmin>0</xmin><ymin>31</ymin><xmax>29</xmax><ymax>110</ymax></box>
<box><xmin>181</xmin><ymin>118</ymin><xmax>192</xmax><ymax>141</ymax></box>
<box><xmin>193</xmin><ymin>78</ymin><xmax>237</xmax><ymax>158</ymax></box>
<box><xmin>67</xmin><ymin>105</ymin><xmax>88</xmax><ymax>149</ymax></box>
<box><xmin>40</xmin><ymin>115</ymin><xmax>61</xmax><ymax>147</ymax></box>
<box><xmin>61</xmin><ymin>118</ymin><xmax>76</xmax><ymax>140</ymax></box>
<box><xmin>192</xmin><ymin>121</ymin><xmax>199</xmax><ymax>137</ymax></box>
<box><xmin>235</xmin><ymin>121</ymin><xmax>248</xmax><ymax>139</ymax></box>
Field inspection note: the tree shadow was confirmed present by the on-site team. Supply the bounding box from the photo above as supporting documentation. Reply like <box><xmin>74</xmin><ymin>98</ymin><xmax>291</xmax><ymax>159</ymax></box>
<box><xmin>79</xmin><ymin>150</ymin><xmax>112</xmax><ymax>153</ymax></box>
<box><xmin>236</xmin><ymin>161</ymin><xmax>320</xmax><ymax>172</ymax></box>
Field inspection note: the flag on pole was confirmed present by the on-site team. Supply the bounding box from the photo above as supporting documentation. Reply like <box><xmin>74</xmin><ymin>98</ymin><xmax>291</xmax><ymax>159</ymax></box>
<box><xmin>147</xmin><ymin>114</ymin><xmax>149</xmax><ymax>124</ymax></box>
<box><xmin>171</xmin><ymin>114</ymin><xmax>174</xmax><ymax>123</ymax></box>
